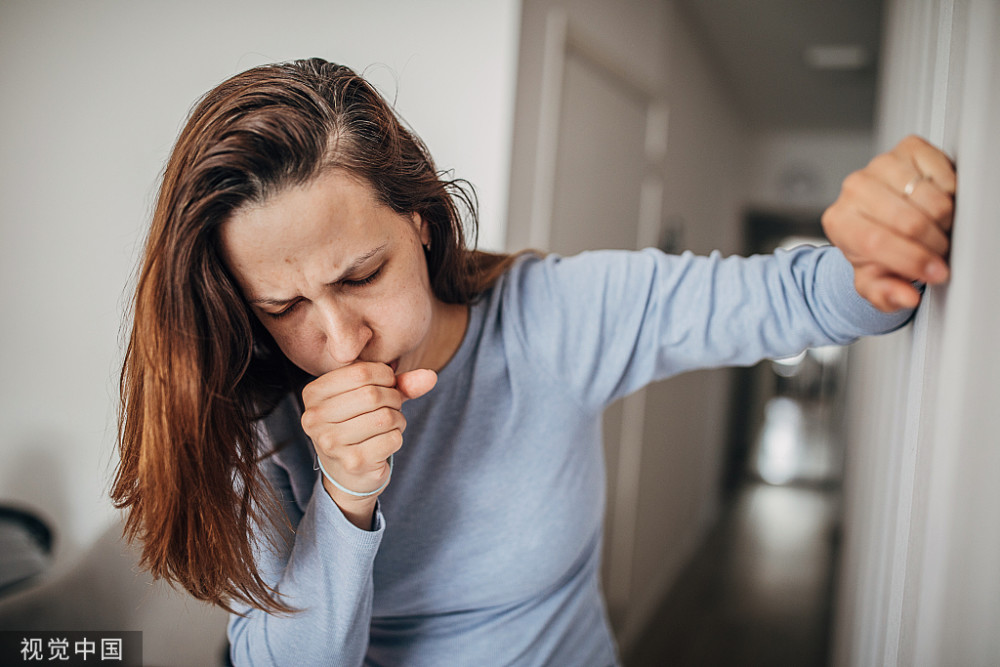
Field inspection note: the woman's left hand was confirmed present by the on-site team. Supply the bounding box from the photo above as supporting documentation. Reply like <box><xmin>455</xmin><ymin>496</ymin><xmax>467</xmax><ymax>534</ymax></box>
<box><xmin>822</xmin><ymin>135</ymin><xmax>956</xmax><ymax>312</ymax></box>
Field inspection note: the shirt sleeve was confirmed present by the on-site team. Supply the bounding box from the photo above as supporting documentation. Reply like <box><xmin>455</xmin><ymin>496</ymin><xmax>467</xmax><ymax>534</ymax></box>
<box><xmin>227</xmin><ymin>403</ymin><xmax>384</xmax><ymax>667</ymax></box>
<box><xmin>504</xmin><ymin>244</ymin><xmax>915</xmax><ymax>410</ymax></box>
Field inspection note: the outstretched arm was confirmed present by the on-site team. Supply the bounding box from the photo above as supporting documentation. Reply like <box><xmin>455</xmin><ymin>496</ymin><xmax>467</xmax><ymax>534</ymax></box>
<box><xmin>822</xmin><ymin>135</ymin><xmax>956</xmax><ymax>312</ymax></box>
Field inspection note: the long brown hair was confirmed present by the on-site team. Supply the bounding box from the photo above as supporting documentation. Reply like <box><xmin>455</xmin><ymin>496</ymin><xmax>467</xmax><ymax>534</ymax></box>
<box><xmin>112</xmin><ymin>58</ymin><xmax>518</xmax><ymax>614</ymax></box>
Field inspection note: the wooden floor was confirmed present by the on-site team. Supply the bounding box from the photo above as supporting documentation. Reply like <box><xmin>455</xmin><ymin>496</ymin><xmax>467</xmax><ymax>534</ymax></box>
<box><xmin>625</xmin><ymin>481</ymin><xmax>841</xmax><ymax>667</ymax></box>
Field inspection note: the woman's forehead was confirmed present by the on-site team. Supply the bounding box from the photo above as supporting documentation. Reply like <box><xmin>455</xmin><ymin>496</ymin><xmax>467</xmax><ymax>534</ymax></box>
<box><xmin>242</xmin><ymin>169</ymin><xmax>379</xmax><ymax>219</ymax></box>
<box><xmin>224</xmin><ymin>172</ymin><xmax>389</xmax><ymax>246</ymax></box>
<box><xmin>217</xmin><ymin>171</ymin><xmax>408</xmax><ymax>290</ymax></box>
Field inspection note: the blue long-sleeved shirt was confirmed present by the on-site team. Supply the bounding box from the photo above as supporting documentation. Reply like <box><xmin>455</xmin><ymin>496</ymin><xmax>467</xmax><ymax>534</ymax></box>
<box><xmin>228</xmin><ymin>246</ymin><xmax>914</xmax><ymax>666</ymax></box>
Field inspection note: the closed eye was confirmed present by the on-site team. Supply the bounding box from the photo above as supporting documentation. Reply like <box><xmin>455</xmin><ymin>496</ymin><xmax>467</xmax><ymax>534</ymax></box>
<box><xmin>263</xmin><ymin>300</ymin><xmax>301</xmax><ymax>320</ymax></box>
<box><xmin>343</xmin><ymin>266</ymin><xmax>382</xmax><ymax>288</ymax></box>
<box><xmin>259</xmin><ymin>265</ymin><xmax>383</xmax><ymax>319</ymax></box>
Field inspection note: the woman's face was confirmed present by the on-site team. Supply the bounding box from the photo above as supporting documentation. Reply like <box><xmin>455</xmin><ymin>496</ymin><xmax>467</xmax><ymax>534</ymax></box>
<box><xmin>220</xmin><ymin>170</ymin><xmax>453</xmax><ymax>378</ymax></box>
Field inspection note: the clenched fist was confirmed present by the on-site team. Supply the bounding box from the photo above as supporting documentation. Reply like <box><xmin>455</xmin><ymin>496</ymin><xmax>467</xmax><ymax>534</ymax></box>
<box><xmin>823</xmin><ymin>135</ymin><xmax>956</xmax><ymax>312</ymax></box>
<box><xmin>300</xmin><ymin>361</ymin><xmax>437</xmax><ymax>527</ymax></box>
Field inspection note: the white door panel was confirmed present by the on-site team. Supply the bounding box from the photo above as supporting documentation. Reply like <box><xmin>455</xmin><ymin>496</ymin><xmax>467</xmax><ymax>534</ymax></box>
<box><xmin>526</xmin><ymin>10</ymin><xmax>668</xmax><ymax>630</ymax></box>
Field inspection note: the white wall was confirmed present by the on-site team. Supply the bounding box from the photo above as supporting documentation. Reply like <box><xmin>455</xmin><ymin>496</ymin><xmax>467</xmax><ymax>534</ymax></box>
<box><xmin>833</xmin><ymin>1</ymin><xmax>1000</xmax><ymax>665</ymax></box>
<box><xmin>0</xmin><ymin>0</ymin><xmax>520</xmax><ymax>564</ymax></box>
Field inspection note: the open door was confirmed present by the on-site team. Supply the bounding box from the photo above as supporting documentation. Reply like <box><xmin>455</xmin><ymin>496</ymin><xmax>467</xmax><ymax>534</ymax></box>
<box><xmin>515</xmin><ymin>9</ymin><xmax>670</xmax><ymax>629</ymax></box>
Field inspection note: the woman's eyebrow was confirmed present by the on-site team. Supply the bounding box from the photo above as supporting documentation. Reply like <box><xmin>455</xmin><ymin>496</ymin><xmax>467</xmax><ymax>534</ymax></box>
<box><xmin>326</xmin><ymin>243</ymin><xmax>388</xmax><ymax>285</ymax></box>
<box><xmin>247</xmin><ymin>243</ymin><xmax>388</xmax><ymax>307</ymax></box>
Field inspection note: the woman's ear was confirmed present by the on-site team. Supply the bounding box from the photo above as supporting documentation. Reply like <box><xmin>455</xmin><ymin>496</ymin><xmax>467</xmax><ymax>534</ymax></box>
<box><xmin>412</xmin><ymin>212</ymin><xmax>430</xmax><ymax>247</ymax></box>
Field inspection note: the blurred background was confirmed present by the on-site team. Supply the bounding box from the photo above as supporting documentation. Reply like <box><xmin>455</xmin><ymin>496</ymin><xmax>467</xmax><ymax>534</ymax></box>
<box><xmin>1</xmin><ymin>1</ymin><xmax>997</xmax><ymax>665</ymax></box>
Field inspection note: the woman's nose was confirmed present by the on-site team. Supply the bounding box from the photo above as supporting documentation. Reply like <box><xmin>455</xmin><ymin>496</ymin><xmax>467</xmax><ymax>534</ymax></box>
<box><xmin>316</xmin><ymin>302</ymin><xmax>372</xmax><ymax>365</ymax></box>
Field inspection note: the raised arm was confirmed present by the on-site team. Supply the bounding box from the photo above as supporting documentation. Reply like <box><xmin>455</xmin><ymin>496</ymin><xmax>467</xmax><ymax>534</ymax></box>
<box><xmin>504</xmin><ymin>245</ymin><xmax>914</xmax><ymax>412</ymax></box>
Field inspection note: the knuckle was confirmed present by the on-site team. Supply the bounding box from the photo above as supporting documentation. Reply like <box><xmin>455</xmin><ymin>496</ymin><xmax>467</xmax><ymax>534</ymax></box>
<box><xmin>300</xmin><ymin>409</ymin><xmax>317</xmax><ymax>432</ymax></box>
<box><xmin>374</xmin><ymin>406</ymin><xmax>393</xmax><ymax>430</ymax></box>
<box><xmin>842</xmin><ymin>171</ymin><xmax>864</xmax><ymax>195</ymax></box>
<box><xmin>315</xmin><ymin>432</ymin><xmax>338</xmax><ymax>458</ymax></box>
<box><xmin>352</xmin><ymin>364</ymin><xmax>373</xmax><ymax>385</ymax></box>
<box><xmin>820</xmin><ymin>206</ymin><xmax>848</xmax><ymax>244</ymax></box>
<box><xmin>361</xmin><ymin>384</ymin><xmax>381</xmax><ymax>404</ymax></box>
<box><xmin>868</xmin><ymin>153</ymin><xmax>892</xmax><ymax>172</ymax></box>
<box><xmin>377</xmin><ymin>363</ymin><xmax>394</xmax><ymax>384</ymax></box>
<box><xmin>318</xmin><ymin>428</ymin><xmax>340</xmax><ymax>448</ymax></box>
<box><xmin>341</xmin><ymin>450</ymin><xmax>363</xmax><ymax>475</ymax></box>
<box><xmin>820</xmin><ymin>206</ymin><xmax>836</xmax><ymax>234</ymax></box>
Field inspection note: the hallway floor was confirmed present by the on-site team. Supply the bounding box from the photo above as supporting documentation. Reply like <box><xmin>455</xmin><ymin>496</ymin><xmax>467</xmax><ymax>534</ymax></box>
<box><xmin>625</xmin><ymin>481</ymin><xmax>841</xmax><ymax>667</ymax></box>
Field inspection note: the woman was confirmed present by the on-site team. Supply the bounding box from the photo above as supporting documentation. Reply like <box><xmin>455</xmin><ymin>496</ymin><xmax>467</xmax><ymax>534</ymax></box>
<box><xmin>112</xmin><ymin>58</ymin><xmax>955</xmax><ymax>666</ymax></box>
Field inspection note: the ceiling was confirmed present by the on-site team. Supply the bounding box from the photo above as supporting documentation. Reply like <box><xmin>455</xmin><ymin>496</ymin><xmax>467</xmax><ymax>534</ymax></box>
<box><xmin>677</xmin><ymin>0</ymin><xmax>884</xmax><ymax>131</ymax></box>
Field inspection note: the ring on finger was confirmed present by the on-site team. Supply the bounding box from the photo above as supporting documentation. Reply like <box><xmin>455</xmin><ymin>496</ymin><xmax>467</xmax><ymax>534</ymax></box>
<box><xmin>903</xmin><ymin>174</ymin><xmax>925</xmax><ymax>198</ymax></box>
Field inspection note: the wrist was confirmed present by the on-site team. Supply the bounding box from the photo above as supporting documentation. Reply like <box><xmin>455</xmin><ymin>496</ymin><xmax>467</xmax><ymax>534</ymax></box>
<box><xmin>323</xmin><ymin>478</ymin><xmax>379</xmax><ymax>530</ymax></box>
<box><xmin>313</xmin><ymin>454</ymin><xmax>392</xmax><ymax>530</ymax></box>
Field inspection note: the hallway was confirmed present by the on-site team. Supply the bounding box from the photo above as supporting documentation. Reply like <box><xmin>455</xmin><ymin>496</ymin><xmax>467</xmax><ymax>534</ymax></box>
<box><xmin>626</xmin><ymin>481</ymin><xmax>841</xmax><ymax>666</ymax></box>
<box><xmin>626</xmin><ymin>354</ymin><xmax>846</xmax><ymax>667</ymax></box>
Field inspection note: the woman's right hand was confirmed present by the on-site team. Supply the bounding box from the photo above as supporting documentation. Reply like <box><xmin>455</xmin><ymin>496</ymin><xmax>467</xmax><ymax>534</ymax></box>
<box><xmin>300</xmin><ymin>361</ymin><xmax>437</xmax><ymax>527</ymax></box>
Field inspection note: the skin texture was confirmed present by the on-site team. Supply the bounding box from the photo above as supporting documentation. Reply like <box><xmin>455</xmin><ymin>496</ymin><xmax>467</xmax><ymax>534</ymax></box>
<box><xmin>220</xmin><ymin>170</ymin><xmax>467</xmax><ymax>528</ymax></box>
<box><xmin>822</xmin><ymin>135</ymin><xmax>956</xmax><ymax>312</ymax></box>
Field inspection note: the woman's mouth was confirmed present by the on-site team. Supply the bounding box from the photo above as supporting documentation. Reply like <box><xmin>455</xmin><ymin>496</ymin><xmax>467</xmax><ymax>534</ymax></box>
<box><xmin>388</xmin><ymin>359</ymin><xmax>399</xmax><ymax>374</ymax></box>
